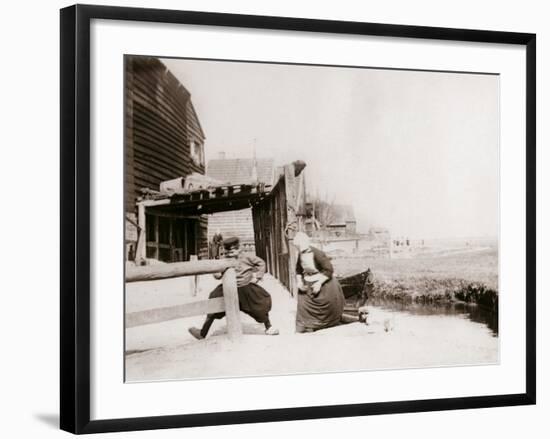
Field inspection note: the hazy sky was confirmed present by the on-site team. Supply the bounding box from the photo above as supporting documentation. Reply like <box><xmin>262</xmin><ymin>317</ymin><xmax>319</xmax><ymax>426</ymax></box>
<box><xmin>162</xmin><ymin>57</ymin><xmax>499</xmax><ymax>239</ymax></box>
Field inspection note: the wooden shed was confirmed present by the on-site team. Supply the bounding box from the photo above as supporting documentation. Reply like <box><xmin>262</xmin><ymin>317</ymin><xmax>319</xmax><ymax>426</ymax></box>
<box><xmin>125</xmin><ymin>56</ymin><xmax>209</xmax><ymax>262</ymax></box>
<box><xmin>206</xmin><ymin>157</ymin><xmax>276</xmax><ymax>251</ymax></box>
<box><xmin>135</xmin><ymin>161</ymin><xmax>307</xmax><ymax>294</ymax></box>
<box><xmin>325</xmin><ymin>204</ymin><xmax>357</xmax><ymax>236</ymax></box>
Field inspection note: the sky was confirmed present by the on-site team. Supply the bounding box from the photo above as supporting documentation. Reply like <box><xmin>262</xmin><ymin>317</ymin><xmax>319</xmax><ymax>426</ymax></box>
<box><xmin>162</xmin><ymin>57</ymin><xmax>499</xmax><ymax>239</ymax></box>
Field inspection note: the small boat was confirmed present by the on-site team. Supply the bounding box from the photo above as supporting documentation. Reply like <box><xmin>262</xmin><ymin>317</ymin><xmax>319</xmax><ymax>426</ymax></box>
<box><xmin>337</xmin><ymin>269</ymin><xmax>373</xmax><ymax>322</ymax></box>
<box><xmin>337</xmin><ymin>268</ymin><xmax>374</xmax><ymax>299</ymax></box>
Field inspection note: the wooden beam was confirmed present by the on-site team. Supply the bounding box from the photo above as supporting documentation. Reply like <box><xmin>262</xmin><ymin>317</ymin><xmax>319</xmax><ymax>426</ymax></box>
<box><xmin>284</xmin><ymin>164</ymin><xmax>298</xmax><ymax>296</ymax></box>
<box><xmin>135</xmin><ymin>203</ymin><xmax>147</xmax><ymax>265</ymax></box>
<box><xmin>126</xmin><ymin>297</ymin><xmax>225</xmax><ymax>328</ymax></box>
<box><xmin>125</xmin><ymin>213</ymin><xmax>141</xmax><ymax>230</ymax></box>
<box><xmin>126</xmin><ymin>259</ymin><xmax>237</xmax><ymax>282</ymax></box>
<box><xmin>139</xmin><ymin>198</ymin><xmax>171</xmax><ymax>207</ymax></box>
<box><xmin>222</xmin><ymin>267</ymin><xmax>242</xmax><ymax>340</ymax></box>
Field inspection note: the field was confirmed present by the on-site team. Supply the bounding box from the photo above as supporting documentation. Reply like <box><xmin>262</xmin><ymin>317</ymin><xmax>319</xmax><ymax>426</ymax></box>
<box><xmin>332</xmin><ymin>244</ymin><xmax>498</xmax><ymax>308</ymax></box>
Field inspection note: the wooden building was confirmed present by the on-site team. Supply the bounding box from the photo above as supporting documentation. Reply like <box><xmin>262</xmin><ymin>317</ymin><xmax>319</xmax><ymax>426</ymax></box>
<box><xmin>325</xmin><ymin>204</ymin><xmax>357</xmax><ymax>236</ymax></box>
<box><xmin>124</xmin><ymin>57</ymin><xmax>307</xmax><ymax>294</ymax></box>
<box><xmin>135</xmin><ymin>161</ymin><xmax>307</xmax><ymax>293</ymax></box>
<box><xmin>206</xmin><ymin>156</ymin><xmax>275</xmax><ymax>251</ymax></box>
<box><xmin>125</xmin><ymin>56</ymin><xmax>208</xmax><ymax>262</ymax></box>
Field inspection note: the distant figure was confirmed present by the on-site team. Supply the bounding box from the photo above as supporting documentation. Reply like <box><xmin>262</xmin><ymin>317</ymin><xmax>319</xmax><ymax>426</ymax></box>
<box><xmin>188</xmin><ymin>236</ymin><xmax>279</xmax><ymax>339</ymax></box>
<box><xmin>127</xmin><ymin>244</ymin><xmax>135</xmax><ymax>262</ymax></box>
<box><xmin>211</xmin><ymin>230</ymin><xmax>223</xmax><ymax>259</ymax></box>
<box><xmin>292</xmin><ymin>232</ymin><xmax>346</xmax><ymax>333</ymax></box>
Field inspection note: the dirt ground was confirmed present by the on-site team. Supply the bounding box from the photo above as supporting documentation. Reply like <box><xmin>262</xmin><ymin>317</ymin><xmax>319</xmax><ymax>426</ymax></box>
<box><xmin>125</xmin><ymin>271</ymin><xmax>498</xmax><ymax>382</ymax></box>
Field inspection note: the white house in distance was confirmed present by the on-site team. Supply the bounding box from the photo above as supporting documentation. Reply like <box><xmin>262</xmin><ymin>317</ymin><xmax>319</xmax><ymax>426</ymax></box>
<box><xmin>206</xmin><ymin>153</ymin><xmax>276</xmax><ymax>251</ymax></box>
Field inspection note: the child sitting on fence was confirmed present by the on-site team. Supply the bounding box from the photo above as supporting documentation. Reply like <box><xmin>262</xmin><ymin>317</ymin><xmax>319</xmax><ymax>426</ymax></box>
<box><xmin>188</xmin><ymin>237</ymin><xmax>279</xmax><ymax>339</ymax></box>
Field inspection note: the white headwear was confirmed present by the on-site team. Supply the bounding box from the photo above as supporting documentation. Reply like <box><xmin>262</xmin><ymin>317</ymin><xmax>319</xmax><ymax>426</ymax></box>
<box><xmin>293</xmin><ymin>232</ymin><xmax>311</xmax><ymax>252</ymax></box>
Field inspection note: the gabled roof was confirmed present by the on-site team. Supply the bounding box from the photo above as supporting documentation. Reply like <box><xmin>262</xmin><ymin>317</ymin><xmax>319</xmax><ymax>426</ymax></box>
<box><xmin>206</xmin><ymin>158</ymin><xmax>275</xmax><ymax>185</ymax></box>
<box><xmin>158</xmin><ymin>58</ymin><xmax>205</xmax><ymax>139</ymax></box>
<box><xmin>186</xmin><ymin>100</ymin><xmax>205</xmax><ymax>140</ymax></box>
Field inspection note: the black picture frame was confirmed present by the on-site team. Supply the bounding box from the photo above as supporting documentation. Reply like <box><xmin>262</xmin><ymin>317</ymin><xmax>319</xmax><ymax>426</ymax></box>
<box><xmin>60</xmin><ymin>4</ymin><xmax>536</xmax><ymax>434</ymax></box>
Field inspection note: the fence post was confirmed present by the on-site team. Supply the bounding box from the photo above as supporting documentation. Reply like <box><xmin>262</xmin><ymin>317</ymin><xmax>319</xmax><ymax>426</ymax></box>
<box><xmin>190</xmin><ymin>255</ymin><xmax>198</xmax><ymax>296</ymax></box>
<box><xmin>222</xmin><ymin>267</ymin><xmax>242</xmax><ymax>340</ymax></box>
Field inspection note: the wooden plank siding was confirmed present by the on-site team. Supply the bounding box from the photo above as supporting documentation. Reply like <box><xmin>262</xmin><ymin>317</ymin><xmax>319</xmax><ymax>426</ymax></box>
<box><xmin>205</xmin><ymin>158</ymin><xmax>275</xmax><ymax>253</ymax></box>
<box><xmin>252</xmin><ymin>176</ymin><xmax>291</xmax><ymax>291</ymax></box>
<box><xmin>125</xmin><ymin>57</ymin><xmax>136</xmax><ymax>213</ymax></box>
<box><xmin>251</xmin><ymin>163</ymin><xmax>306</xmax><ymax>294</ymax></box>
<box><xmin>125</xmin><ymin>56</ymin><xmax>208</xmax><ymax>261</ymax></box>
<box><xmin>207</xmin><ymin>209</ymin><xmax>256</xmax><ymax>247</ymax></box>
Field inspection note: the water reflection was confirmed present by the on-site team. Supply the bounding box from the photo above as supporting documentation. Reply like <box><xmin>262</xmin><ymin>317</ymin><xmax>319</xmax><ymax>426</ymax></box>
<box><xmin>346</xmin><ymin>297</ymin><xmax>498</xmax><ymax>336</ymax></box>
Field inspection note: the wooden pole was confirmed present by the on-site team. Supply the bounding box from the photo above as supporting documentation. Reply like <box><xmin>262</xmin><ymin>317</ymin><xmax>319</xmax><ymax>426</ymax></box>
<box><xmin>135</xmin><ymin>203</ymin><xmax>147</xmax><ymax>265</ymax></box>
<box><xmin>126</xmin><ymin>259</ymin><xmax>237</xmax><ymax>282</ymax></box>
<box><xmin>190</xmin><ymin>255</ymin><xmax>198</xmax><ymax>296</ymax></box>
<box><xmin>222</xmin><ymin>267</ymin><xmax>242</xmax><ymax>340</ymax></box>
<box><xmin>284</xmin><ymin>164</ymin><xmax>298</xmax><ymax>296</ymax></box>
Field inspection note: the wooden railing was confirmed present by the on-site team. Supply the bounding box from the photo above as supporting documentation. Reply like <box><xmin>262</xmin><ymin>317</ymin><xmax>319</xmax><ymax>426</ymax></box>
<box><xmin>125</xmin><ymin>259</ymin><xmax>242</xmax><ymax>340</ymax></box>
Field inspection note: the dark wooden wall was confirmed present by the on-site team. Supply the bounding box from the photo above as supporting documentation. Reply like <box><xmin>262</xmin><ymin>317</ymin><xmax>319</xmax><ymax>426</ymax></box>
<box><xmin>252</xmin><ymin>177</ymin><xmax>291</xmax><ymax>291</ymax></box>
<box><xmin>125</xmin><ymin>56</ymin><xmax>208</xmax><ymax>258</ymax></box>
<box><xmin>125</xmin><ymin>56</ymin><xmax>205</xmax><ymax>202</ymax></box>
<box><xmin>125</xmin><ymin>57</ymin><xmax>136</xmax><ymax>214</ymax></box>
<box><xmin>252</xmin><ymin>163</ymin><xmax>307</xmax><ymax>294</ymax></box>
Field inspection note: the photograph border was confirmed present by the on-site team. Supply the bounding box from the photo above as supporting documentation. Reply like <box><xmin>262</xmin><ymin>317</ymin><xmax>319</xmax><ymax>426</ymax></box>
<box><xmin>60</xmin><ymin>4</ymin><xmax>536</xmax><ymax>434</ymax></box>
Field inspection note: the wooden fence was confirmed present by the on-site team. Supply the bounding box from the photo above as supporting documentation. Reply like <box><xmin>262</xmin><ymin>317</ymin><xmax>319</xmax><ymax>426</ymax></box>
<box><xmin>252</xmin><ymin>161</ymin><xmax>306</xmax><ymax>295</ymax></box>
<box><xmin>125</xmin><ymin>259</ymin><xmax>242</xmax><ymax>340</ymax></box>
<box><xmin>252</xmin><ymin>176</ymin><xmax>290</xmax><ymax>292</ymax></box>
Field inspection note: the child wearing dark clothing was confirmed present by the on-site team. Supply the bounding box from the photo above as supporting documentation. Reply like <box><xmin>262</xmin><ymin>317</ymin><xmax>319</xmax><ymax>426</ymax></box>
<box><xmin>188</xmin><ymin>237</ymin><xmax>279</xmax><ymax>339</ymax></box>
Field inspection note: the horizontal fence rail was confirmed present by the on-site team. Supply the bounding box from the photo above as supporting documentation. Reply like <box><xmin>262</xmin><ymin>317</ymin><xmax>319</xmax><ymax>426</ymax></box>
<box><xmin>126</xmin><ymin>259</ymin><xmax>237</xmax><ymax>282</ymax></box>
<box><xmin>125</xmin><ymin>261</ymin><xmax>243</xmax><ymax>340</ymax></box>
<box><xmin>126</xmin><ymin>297</ymin><xmax>226</xmax><ymax>328</ymax></box>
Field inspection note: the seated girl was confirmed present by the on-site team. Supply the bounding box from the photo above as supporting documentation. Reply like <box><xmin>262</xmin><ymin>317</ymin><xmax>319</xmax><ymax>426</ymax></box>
<box><xmin>188</xmin><ymin>237</ymin><xmax>279</xmax><ymax>339</ymax></box>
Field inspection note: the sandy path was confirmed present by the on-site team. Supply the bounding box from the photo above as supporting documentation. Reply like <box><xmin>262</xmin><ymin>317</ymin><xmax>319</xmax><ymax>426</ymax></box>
<box><xmin>125</xmin><ymin>274</ymin><xmax>498</xmax><ymax>382</ymax></box>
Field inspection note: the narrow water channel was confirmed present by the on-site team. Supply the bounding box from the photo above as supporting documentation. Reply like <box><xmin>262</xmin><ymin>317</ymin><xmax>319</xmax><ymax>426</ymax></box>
<box><xmin>346</xmin><ymin>298</ymin><xmax>498</xmax><ymax>336</ymax></box>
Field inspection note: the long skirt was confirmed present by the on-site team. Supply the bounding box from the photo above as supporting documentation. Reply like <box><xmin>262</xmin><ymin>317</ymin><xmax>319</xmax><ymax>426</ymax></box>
<box><xmin>296</xmin><ymin>277</ymin><xmax>345</xmax><ymax>332</ymax></box>
<box><xmin>207</xmin><ymin>282</ymin><xmax>272</xmax><ymax>323</ymax></box>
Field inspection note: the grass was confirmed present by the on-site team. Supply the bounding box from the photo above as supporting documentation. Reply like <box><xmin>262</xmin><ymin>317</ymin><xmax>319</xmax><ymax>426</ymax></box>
<box><xmin>332</xmin><ymin>247</ymin><xmax>498</xmax><ymax>310</ymax></box>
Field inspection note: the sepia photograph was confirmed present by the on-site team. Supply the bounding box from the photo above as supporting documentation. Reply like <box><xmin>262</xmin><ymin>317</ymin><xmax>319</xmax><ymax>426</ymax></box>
<box><xmin>124</xmin><ymin>55</ymin><xmax>499</xmax><ymax>383</ymax></box>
